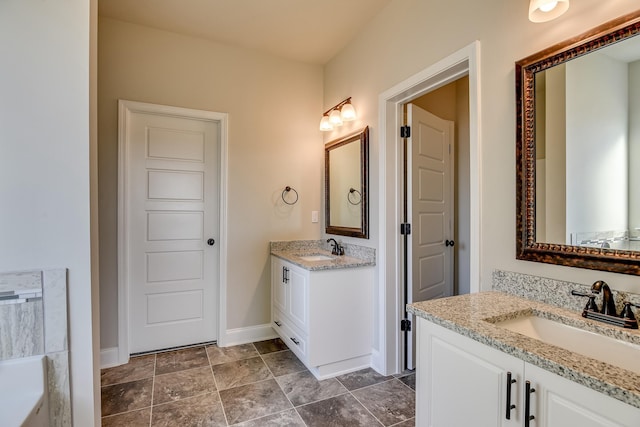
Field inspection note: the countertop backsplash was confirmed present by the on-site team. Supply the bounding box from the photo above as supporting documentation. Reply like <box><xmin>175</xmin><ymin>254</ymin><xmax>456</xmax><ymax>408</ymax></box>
<box><xmin>492</xmin><ymin>269</ymin><xmax>640</xmax><ymax>314</ymax></box>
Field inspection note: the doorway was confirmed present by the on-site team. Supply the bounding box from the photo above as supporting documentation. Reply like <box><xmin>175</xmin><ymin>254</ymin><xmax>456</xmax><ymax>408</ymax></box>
<box><xmin>403</xmin><ymin>77</ymin><xmax>471</xmax><ymax>370</ymax></box>
<box><xmin>376</xmin><ymin>41</ymin><xmax>481</xmax><ymax>377</ymax></box>
<box><xmin>117</xmin><ymin>100</ymin><xmax>229</xmax><ymax>363</ymax></box>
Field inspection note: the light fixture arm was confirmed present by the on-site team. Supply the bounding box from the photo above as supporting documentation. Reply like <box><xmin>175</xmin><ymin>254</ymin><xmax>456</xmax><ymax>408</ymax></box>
<box><xmin>323</xmin><ymin>97</ymin><xmax>352</xmax><ymax>117</ymax></box>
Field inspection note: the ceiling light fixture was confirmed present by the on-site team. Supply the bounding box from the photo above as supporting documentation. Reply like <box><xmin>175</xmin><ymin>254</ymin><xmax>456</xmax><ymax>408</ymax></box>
<box><xmin>529</xmin><ymin>0</ymin><xmax>569</xmax><ymax>23</ymax></box>
<box><xmin>319</xmin><ymin>97</ymin><xmax>357</xmax><ymax>131</ymax></box>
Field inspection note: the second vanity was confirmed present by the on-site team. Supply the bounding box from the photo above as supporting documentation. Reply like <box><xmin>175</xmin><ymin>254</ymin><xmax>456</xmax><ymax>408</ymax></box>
<box><xmin>270</xmin><ymin>240</ymin><xmax>375</xmax><ymax>379</ymax></box>
<box><xmin>408</xmin><ymin>291</ymin><xmax>640</xmax><ymax>427</ymax></box>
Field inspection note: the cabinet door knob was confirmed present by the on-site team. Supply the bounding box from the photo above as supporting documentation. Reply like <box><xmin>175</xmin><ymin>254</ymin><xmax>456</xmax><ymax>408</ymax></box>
<box><xmin>525</xmin><ymin>380</ymin><xmax>536</xmax><ymax>427</ymax></box>
<box><xmin>505</xmin><ymin>371</ymin><xmax>516</xmax><ymax>420</ymax></box>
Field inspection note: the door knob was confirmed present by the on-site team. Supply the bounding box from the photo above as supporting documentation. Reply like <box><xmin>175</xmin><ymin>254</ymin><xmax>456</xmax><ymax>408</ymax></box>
<box><xmin>207</xmin><ymin>238</ymin><xmax>215</xmax><ymax>246</ymax></box>
<box><xmin>445</xmin><ymin>240</ymin><xmax>455</xmax><ymax>247</ymax></box>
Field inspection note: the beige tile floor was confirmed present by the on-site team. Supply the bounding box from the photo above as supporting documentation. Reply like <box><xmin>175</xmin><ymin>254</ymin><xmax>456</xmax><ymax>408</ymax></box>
<box><xmin>100</xmin><ymin>338</ymin><xmax>415</xmax><ymax>426</ymax></box>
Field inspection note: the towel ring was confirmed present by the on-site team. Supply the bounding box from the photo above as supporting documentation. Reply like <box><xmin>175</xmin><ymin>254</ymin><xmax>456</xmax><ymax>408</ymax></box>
<box><xmin>282</xmin><ymin>186</ymin><xmax>299</xmax><ymax>205</ymax></box>
<box><xmin>348</xmin><ymin>187</ymin><xmax>362</xmax><ymax>205</ymax></box>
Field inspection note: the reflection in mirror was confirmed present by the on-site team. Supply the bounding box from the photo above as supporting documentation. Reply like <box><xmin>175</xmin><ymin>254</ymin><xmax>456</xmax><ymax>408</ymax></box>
<box><xmin>516</xmin><ymin>11</ymin><xmax>640</xmax><ymax>274</ymax></box>
<box><xmin>534</xmin><ymin>34</ymin><xmax>640</xmax><ymax>251</ymax></box>
<box><xmin>330</xmin><ymin>141</ymin><xmax>361</xmax><ymax>228</ymax></box>
<box><xmin>325</xmin><ymin>127</ymin><xmax>369</xmax><ymax>238</ymax></box>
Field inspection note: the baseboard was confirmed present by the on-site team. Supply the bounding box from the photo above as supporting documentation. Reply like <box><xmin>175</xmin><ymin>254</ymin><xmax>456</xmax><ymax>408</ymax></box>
<box><xmin>101</xmin><ymin>325</ymin><xmax>276</xmax><ymax>367</ymax></box>
<box><xmin>218</xmin><ymin>323</ymin><xmax>277</xmax><ymax>347</ymax></box>
<box><xmin>310</xmin><ymin>354</ymin><xmax>371</xmax><ymax>380</ymax></box>
<box><xmin>370</xmin><ymin>348</ymin><xmax>388</xmax><ymax>375</ymax></box>
<box><xmin>100</xmin><ymin>347</ymin><xmax>121</xmax><ymax>369</ymax></box>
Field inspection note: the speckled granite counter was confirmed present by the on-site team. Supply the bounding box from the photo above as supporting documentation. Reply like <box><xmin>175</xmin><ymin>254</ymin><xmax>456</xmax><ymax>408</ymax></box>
<box><xmin>270</xmin><ymin>240</ymin><xmax>375</xmax><ymax>271</ymax></box>
<box><xmin>408</xmin><ymin>291</ymin><xmax>640</xmax><ymax>409</ymax></box>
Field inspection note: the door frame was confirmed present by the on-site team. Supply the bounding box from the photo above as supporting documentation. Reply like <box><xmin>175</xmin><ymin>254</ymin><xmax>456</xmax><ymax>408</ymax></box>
<box><xmin>376</xmin><ymin>41</ymin><xmax>481</xmax><ymax>375</ymax></box>
<box><xmin>117</xmin><ymin>100</ymin><xmax>229</xmax><ymax>365</ymax></box>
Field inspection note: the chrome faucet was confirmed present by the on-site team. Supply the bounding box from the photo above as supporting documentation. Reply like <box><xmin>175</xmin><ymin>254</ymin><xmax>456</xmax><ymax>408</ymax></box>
<box><xmin>326</xmin><ymin>238</ymin><xmax>344</xmax><ymax>256</ymax></box>
<box><xmin>591</xmin><ymin>280</ymin><xmax>617</xmax><ymax>316</ymax></box>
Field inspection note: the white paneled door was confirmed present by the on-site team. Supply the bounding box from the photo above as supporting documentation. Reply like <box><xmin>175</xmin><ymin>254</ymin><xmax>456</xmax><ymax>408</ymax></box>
<box><xmin>122</xmin><ymin>101</ymin><xmax>220</xmax><ymax>354</ymax></box>
<box><xmin>406</xmin><ymin>103</ymin><xmax>454</xmax><ymax>369</ymax></box>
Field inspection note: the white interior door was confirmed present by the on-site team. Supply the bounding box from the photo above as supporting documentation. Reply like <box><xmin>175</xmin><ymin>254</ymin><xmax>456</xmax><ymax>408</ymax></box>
<box><xmin>124</xmin><ymin>103</ymin><xmax>219</xmax><ymax>354</ymax></box>
<box><xmin>406</xmin><ymin>103</ymin><xmax>454</xmax><ymax>369</ymax></box>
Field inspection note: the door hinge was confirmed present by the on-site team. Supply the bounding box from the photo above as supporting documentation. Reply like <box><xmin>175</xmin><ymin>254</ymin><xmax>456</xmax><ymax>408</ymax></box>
<box><xmin>401</xmin><ymin>319</ymin><xmax>412</xmax><ymax>332</ymax></box>
<box><xmin>400</xmin><ymin>223</ymin><xmax>411</xmax><ymax>235</ymax></box>
<box><xmin>400</xmin><ymin>125</ymin><xmax>411</xmax><ymax>138</ymax></box>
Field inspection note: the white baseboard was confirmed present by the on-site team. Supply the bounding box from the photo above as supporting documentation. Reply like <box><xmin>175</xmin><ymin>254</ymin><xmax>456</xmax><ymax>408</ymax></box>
<box><xmin>310</xmin><ymin>354</ymin><xmax>371</xmax><ymax>380</ymax></box>
<box><xmin>370</xmin><ymin>348</ymin><xmax>388</xmax><ymax>375</ymax></box>
<box><xmin>101</xmin><ymin>324</ymin><xmax>276</xmax><ymax>367</ymax></box>
<box><xmin>100</xmin><ymin>347</ymin><xmax>121</xmax><ymax>369</ymax></box>
<box><xmin>218</xmin><ymin>323</ymin><xmax>277</xmax><ymax>348</ymax></box>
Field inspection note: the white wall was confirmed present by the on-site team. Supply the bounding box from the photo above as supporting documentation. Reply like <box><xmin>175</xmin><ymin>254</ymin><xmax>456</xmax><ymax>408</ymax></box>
<box><xmin>566</xmin><ymin>52</ymin><xmax>628</xmax><ymax>239</ymax></box>
<box><xmin>98</xmin><ymin>18</ymin><xmax>324</xmax><ymax>348</ymax></box>
<box><xmin>0</xmin><ymin>0</ymin><xmax>99</xmax><ymax>425</ymax></box>
<box><xmin>324</xmin><ymin>0</ymin><xmax>640</xmax><ymax>302</ymax></box>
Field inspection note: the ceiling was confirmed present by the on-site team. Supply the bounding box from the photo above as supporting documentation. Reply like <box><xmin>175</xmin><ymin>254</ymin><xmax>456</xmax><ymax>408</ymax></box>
<box><xmin>98</xmin><ymin>0</ymin><xmax>392</xmax><ymax>65</ymax></box>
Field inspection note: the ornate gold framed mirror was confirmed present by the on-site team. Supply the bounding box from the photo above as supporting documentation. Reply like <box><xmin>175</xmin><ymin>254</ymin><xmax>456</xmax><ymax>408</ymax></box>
<box><xmin>516</xmin><ymin>11</ymin><xmax>640</xmax><ymax>275</ymax></box>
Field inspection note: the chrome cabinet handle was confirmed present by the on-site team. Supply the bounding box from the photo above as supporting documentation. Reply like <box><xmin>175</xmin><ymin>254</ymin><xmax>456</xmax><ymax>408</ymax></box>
<box><xmin>506</xmin><ymin>372</ymin><xmax>516</xmax><ymax>420</ymax></box>
<box><xmin>525</xmin><ymin>380</ymin><xmax>536</xmax><ymax>427</ymax></box>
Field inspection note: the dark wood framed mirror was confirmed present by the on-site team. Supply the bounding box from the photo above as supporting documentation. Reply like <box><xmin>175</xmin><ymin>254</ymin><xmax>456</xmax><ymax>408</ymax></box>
<box><xmin>516</xmin><ymin>11</ymin><xmax>640</xmax><ymax>275</ymax></box>
<box><xmin>325</xmin><ymin>126</ymin><xmax>369</xmax><ymax>238</ymax></box>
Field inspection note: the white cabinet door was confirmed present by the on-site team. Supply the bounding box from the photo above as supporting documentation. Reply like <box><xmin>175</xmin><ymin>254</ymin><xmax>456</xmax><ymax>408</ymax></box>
<box><xmin>287</xmin><ymin>263</ymin><xmax>308</xmax><ymax>333</ymax></box>
<box><xmin>271</xmin><ymin>258</ymin><xmax>308</xmax><ymax>333</ymax></box>
<box><xmin>272</xmin><ymin>258</ymin><xmax>287</xmax><ymax>314</ymax></box>
<box><xmin>526</xmin><ymin>363</ymin><xmax>640</xmax><ymax>427</ymax></box>
<box><xmin>417</xmin><ymin>318</ymin><xmax>521</xmax><ymax>427</ymax></box>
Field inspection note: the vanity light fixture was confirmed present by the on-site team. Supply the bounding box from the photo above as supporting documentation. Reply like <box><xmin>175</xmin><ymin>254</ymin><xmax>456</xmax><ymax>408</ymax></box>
<box><xmin>528</xmin><ymin>0</ymin><xmax>569</xmax><ymax>23</ymax></box>
<box><xmin>319</xmin><ymin>97</ymin><xmax>357</xmax><ymax>131</ymax></box>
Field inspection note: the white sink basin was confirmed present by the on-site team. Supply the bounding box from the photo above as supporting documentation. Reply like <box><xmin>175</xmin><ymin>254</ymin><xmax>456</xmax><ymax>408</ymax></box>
<box><xmin>494</xmin><ymin>315</ymin><xmax>640</xmax><ymax>374</ymax></box>
<box><xmin>298</xmin><ymin>254</ymin><xmax>334</xmax><ymax>262</ymax></box>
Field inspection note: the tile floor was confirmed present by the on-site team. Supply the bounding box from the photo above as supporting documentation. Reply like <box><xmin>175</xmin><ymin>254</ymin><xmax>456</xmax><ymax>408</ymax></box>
<box><xmin>101</xmin><ymin>338</ymin><xmax>415</xmax><ymax>426</ymax></box>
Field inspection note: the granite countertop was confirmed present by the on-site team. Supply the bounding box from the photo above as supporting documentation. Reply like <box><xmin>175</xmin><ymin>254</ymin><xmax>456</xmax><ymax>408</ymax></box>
<box><xmin>271</xmin><ymin>248</ymin><xmax>375</xmax><ymax>271</ymax></box>
<box><xmin>408</xmin><ymin>291</ymin><xmax>640</xmax><ymax>409</ymax></box>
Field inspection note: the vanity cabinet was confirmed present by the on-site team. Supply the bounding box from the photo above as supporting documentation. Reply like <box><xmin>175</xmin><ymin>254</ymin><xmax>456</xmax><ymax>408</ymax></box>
<box><xmin>417</xmin><ymin>318</ymin><xmax>640</xmax><ymax>427</ymax></box>
<box><xmin>270</xmin><ymin>256</ymin><xmax>373</xmax><ymax>379</ymax></box>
